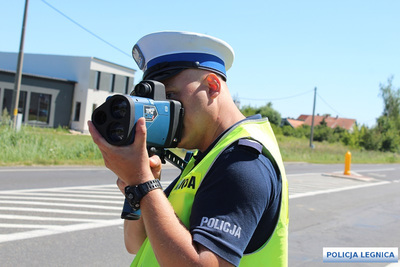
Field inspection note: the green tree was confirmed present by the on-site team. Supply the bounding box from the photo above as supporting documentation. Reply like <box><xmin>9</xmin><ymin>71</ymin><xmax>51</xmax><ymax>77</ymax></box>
<box><xmin>313</xmin><ymin>124</ymin><xmax>332</xmax><ymax>142</ymax></box>
<box><xmin>341</xmin><ymin>125</ymin><xmax>361</xmax><ymax>148</ymax></box>
<box><xmin>257</xmin><ymin>103</ymin><xmax>282</xmax><ymax>126</ymax></box>
<box><xmin>371</xmin><ymin>76</ymin><xmax>400</xmax><ymax>152</ymax></box>
<box><xmin>240</xmin><ymin>103</ymin><xmax>282</xmax><ymax>126</ymax></box>
<box><xmin>240</xmin><ymin>105</ymin><xmax>257</xmax><ymax>117</ymax></box>
<box><xmin>281</xmin><ymin>124</ymin><xmax>309</xmax><ymax>138</ymax></box>
<box><xmin>360</xmin><ymin>127</ymin><xmax>381</xmax><ymax>151</ymax></box>
<box><xmin>376</xmin><ymin>116</ymin><xmax>400</xmax><ymax>152</ymax></box>
<box><xmin>380</xmin><ymin>76</ymin><xmax>400</xmax><ymax>123</ymax></box>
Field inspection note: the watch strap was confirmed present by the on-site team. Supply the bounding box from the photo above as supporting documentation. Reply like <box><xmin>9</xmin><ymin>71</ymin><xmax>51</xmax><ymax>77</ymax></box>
<box><xmin>138</xmin><ymin>179</ymin><xmax>163</xmax><ymax>193</ymax></box>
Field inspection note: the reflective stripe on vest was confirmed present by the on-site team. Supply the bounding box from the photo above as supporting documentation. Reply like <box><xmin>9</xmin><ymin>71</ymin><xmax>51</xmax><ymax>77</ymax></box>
<box><xmin>131</xmin><ymin>118</ymin><xmax>288</xmax><ymax>267</ymax></box>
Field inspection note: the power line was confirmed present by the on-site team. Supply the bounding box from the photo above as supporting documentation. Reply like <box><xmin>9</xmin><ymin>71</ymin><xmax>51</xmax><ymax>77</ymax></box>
<box><xmin>316</xmin><ymin>93</ymin><xmax>342</xmax><ymax>116</ymax></box>
<box><xmin>238</xmin><ymin>88</ymin><xmax>345</xmax><ymax>118</ymax></box>
<box><xmin>239</xmin><ymin>89</ymin><xmax>314</xmax><ymax>102</ymax></box>
<box><xmin>40</xmin><ymin>0</ymin><xmax>131</xmax><ymax>58</ymax></box>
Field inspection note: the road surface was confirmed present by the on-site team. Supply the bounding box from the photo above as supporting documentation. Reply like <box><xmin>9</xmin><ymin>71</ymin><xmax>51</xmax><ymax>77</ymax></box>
<box><xmin>0</xmin><ymin>163</ymin><xmax>399</xmax><ymax>266</ymax></box>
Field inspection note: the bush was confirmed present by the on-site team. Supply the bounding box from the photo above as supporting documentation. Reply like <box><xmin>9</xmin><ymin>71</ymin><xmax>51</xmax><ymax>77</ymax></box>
<box><xmin>240</xmin><ymin>103</ymin><xmax>282</xmax><ymax>126</ymax></box>
<box><xmin>341</xmin><ymin>131</ymin><xmax>359</xmax><ymax>148</ymax></box>
<box><xmin>313</xmin><ymin>125</ymin><xmax>333</xmax><ymax>142</ymax></box>
<box><xmin>360</xmin><ymin>128</ymin><xmax>381</xmax><ymax>151</ymax></box>
<box><xmin>270</xmin><ymin>123</ymin><xmax>282</xmax><ymax>136</ymax></box>
<box><xmin>381</xmin><ymin>129</ymin><xmax>400</xmax><ymax>152</ymax></box>
<box><xmin>1</xmin><ymin>108</ymin><xmax>11</xmax><ymax>126</ymax></box>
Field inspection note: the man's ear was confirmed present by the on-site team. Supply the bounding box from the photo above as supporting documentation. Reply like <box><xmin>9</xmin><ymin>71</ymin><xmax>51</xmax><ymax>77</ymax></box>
<box><xmin>205</xmin><ymin>73</ymin><xmax>221</xmax><ymax>99</ymax></box>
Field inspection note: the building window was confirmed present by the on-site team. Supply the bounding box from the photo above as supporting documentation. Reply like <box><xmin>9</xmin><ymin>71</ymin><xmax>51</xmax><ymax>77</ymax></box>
<box><xmin>94</xmin><ymin>71</ymin><xmax>101</xmax><ymax>90</ymax></box>
<box><xmin>28</xmin><ymin>92</ymin><xmax>51</xmax><ymax>124</ymax></box>
<box><xmin>2</xmin><ymin>89</ymin><xmax>27</xmax><ymax>121</ymax></box>
<box><xmin>110</xmin><ymin>74</ymin><xmax>115</xmax><ymax>92</ymax></box>
<box><xmin>3</xmin><ymin>89</ymin><xmax>14</xmax><ymax>115</ymax></box>
<box><xmin>125</xmin><ymin>76</ymin><xmax>130</xmax><ymax>94</ymax></box>
<box><xmin>74</xmin><ymin>102</ymin><xmax>81</xmax><ymax>121</ymax></box>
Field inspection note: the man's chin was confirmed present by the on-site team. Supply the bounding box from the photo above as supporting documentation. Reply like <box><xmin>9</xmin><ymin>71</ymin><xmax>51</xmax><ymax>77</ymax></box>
<box><xmin>176</xmin><ymin>139</ymin><xmax>194</xmax><ymax>151</ymax></box>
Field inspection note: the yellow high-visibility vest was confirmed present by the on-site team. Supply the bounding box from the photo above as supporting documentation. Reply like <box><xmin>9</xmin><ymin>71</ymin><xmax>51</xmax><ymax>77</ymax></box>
<box><xmin>131</xmin><ymin>118</ymin><xmax>288</xmax><ymax>266</ymax></box>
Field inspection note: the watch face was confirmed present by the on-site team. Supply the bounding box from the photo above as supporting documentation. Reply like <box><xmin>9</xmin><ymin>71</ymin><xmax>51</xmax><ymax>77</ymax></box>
<box><xmin>125</xmin><ymin>186</ymin><xmax>141</xmax><ymax>211</ymax></box>
<box><xmin>125</xmin><ymin>180</ymin><xmax>162</xmax><ymax>211</ymax></box>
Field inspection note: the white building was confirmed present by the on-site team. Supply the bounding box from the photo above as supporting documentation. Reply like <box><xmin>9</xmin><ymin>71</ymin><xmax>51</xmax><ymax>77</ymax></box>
<box><xmin>0</xmin><ymin>52</ymin><xmax>136</xmax><ymax>133</ymax></box>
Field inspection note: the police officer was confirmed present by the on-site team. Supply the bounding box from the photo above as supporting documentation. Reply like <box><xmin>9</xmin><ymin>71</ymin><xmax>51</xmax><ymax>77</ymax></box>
<box><xmin>88</xmin><ymin>31</ymin><xmax>288</xmax><ymax>267</ymax></box>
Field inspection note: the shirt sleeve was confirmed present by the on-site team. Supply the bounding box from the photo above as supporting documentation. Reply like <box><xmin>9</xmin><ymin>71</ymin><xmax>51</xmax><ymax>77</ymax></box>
<box><xmin>189</xmin><ymin>140</ymin><xmax>279</xmax><ymax>266</ymax></box>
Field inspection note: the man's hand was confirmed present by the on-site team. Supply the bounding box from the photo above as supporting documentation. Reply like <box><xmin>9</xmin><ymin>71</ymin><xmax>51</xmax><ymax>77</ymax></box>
<box><xmin>88</xmin><ymin>117</ymin><xmax>156</xmax><ymax>186</ymax></box>
<box><xmin>116</xmin><ymin>155</ymin><xmax>162</xmax><ymax>195</ymax></box>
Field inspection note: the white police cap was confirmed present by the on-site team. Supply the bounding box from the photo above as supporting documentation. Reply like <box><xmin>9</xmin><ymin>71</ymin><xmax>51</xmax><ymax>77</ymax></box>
<box><xmin>132</xmin><ymin>31</ymin><xmax>235</xmax><ymax>81</ymax></box>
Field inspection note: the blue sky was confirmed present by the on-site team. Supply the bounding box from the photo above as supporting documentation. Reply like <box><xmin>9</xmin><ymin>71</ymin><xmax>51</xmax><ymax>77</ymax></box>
<box><xmin>1</xmin><ymin>0</ymin><xmax>399</xmax><ymax>127</ymax></box>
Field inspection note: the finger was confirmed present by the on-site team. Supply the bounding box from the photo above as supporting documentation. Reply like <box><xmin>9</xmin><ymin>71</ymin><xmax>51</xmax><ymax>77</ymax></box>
<box><xmin>149</xmin><ymin>155</ymin><xmax>162</xmax><ymax>179</ymax></box>
<box><xmin>88</xmin><ymin>120</ymin><xmax>110</xmax><ymax>155</ymax></box>
<box><xmin>149</xmin><ymin>155</ymin><xmax>161</xmax><ymax>168</ymax></box>
<box><xmin>88</xmin><ymin>121</ymin><xmax>106</xmax><ymax>147</ymax></box>
<box><xmin>116</xmin><ymin>177</ymin><xmax>127</xmax><ymax>194</ymax></box>
<box><xmin>133</xmin><ymin>117</ymin><xmax>147</xmax><ymax>151</ymax></box>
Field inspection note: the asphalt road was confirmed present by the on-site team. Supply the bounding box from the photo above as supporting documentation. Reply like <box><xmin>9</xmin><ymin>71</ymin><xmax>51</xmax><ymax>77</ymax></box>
<box><xmin>287</xmin><ymin>164</ymin><xmax>400</xmax><ymax>267</ymax></box>
<box><xmin>0</xmin><ymin>163</ymin><xmax>399</xmax><ymax>266</ymax></box>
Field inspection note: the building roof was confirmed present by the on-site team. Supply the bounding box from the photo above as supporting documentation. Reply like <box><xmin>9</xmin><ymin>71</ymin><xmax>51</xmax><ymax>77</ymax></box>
<box><xmin>297</xmin><ymin>114</ymin><xmax>356</xmax><ymax>130</ymax></box>
<box><xmin>92</xmin><ymin>57</ymin><xmax>136</xmax><ymax>73</ymax></box>
<box><xmin>0</xmin><ymin>52</ymin><xmax>135</xmax><ymax>82</ymax></box>
<box><xmin>285</xmin><ymin>118</ymin><xmax>305</xmax><ymax>128</ymax></box>
<box><xmin>0</xmin><ymin>69</ymin><xmax>77</xmax><ymax>83</ymax></box>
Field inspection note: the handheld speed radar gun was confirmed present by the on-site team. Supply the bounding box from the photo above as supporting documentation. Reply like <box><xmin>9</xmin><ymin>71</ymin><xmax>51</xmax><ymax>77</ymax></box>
<box><xmin>91</xmin><ymin>80</ymin><xmax>184</xmax><ymax>149</ymax></box>
<box><xmin>91</xmin><ymin>80</ymin><xmax>186</xmax><ymax>220</ymax></box>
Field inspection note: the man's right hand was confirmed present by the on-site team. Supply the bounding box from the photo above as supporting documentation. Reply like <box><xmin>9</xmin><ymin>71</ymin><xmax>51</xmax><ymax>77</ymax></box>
<box><xmin>116</xmin><ymin>154</ymin><xmax>162</xmax><ymax>195</ymax></box>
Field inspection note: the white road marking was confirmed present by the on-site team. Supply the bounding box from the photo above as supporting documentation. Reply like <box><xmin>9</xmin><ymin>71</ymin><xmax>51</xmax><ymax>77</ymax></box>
<box><xmin>0</xmin><ymin>166</ymin><xmax>397</xmax><ymax>244</ymax></box>
<box><xmin>0</xmin><ymin>219</ymin><xmax>122</xmax><ymax>243</ymax></box>
<box><xmin>0</xmin><ymin>184</ymin><xmax>116</xmax><ymax>193</ymax></box>
<box><xmin>290</xmin><ymin>181</ymin><xmax>391</xmax><ymax>199</ymax></box>
<box><xmin>0</xmin><ymin>200</ymin><xmax>122</xmax><ymax>210</ymax></box>
<box><xmin>0</xmin><ymin>192</ymin><xmax>123</xmax><ymax>199</ymax></box>
<box><xmin>285</xmin><ymin>168</ymin><xmax>396</xmax><ymax>177</ymax></box>
<box><xmin>0</xmin><ymin>206</ymin><xmax>120</xmax><ymax>216</ymax></box>
<box><xmin>0</xmin><ymin>195</ymin><xmax>122</xmax><ymax>204</ymax></box>
<box><xmin>0</xmin><ymin>167</ymin><xmax>108</xmax><ymax>173</ymax></box>
<box><xmin>0</xmin><ymin>214</ymin><xmax>101</xmax><ymax>222</ymax></box>
<box><xmin>0</xmin><ymin>183</ymin><xmax>124</xmax><ymax>244</ymax></box>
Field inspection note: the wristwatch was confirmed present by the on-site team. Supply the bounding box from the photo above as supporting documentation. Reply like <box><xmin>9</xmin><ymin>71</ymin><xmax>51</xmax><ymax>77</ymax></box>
<box><xmin>125</xmin><ymin>179</ymin><xmax>162</xmax><ymax>211</ymax></box>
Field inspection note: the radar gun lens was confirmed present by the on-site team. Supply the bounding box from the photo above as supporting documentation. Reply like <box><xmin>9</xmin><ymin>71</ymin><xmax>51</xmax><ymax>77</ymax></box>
<box><xmin>108</xmin><ymin>123</ymin><xmax>126</xmax><ymax>142</ymax></box>
<box><xmin>111</xmin><ymin>99</ymin><xmax>128</xmax><ymax>119</ymax></box>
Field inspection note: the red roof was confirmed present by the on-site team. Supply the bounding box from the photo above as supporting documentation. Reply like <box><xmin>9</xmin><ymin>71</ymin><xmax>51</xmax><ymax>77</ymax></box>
<box><xmin>286</xmin><ymin>118</ymin><xmax>305</xmax><ymax>128</ymax></box>
<box><xmin>296</xmin><ymin>115</ymin><xmax>356</xmax><ymax>130</ymax></box>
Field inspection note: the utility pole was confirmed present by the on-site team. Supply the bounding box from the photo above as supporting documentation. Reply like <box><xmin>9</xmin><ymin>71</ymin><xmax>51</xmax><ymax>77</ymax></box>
<box><xmin>12</xmin><ymin>0</ymin><xmax>29</xmax><ymax>130</ymax></box>
<box><xmin>309</xmin><ymin>87</ymin><xmax>317</xmax><ymax>148</ymax></box>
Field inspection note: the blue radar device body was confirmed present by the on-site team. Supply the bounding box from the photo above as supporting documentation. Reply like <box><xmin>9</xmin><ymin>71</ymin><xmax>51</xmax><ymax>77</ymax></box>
<box><xmin>91</xmin><ymin>80</ymin><xmax>184</xmax><ymax>148</ymax></box>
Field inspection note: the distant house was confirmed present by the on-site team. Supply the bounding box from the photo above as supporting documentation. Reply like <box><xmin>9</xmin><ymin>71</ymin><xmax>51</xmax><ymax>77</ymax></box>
<box><xmin>281</xmin><ymin>118</ymin><xmax>305</xmax><ymax>128</ymax></box>
<box><xmin>0</xmin><ymin>52</ymin><xmax>136</xmax><ymax>133</ymax></box>
<box><xmin>282</xmin><ymin>114</ymin><xmax>357</xmax><ymax>132</ymax></box>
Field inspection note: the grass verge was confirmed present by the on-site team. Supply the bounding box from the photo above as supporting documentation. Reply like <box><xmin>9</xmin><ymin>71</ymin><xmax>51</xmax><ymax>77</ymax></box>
<box><xmin>277</xmin><ymin>135</ymin><xmax>400</xmax><ymax>164</ymax></box>
<box><xmin>0</xmin><ymin>125</ymin><xmax>399</xmax><ymax>166</ymax></box>
<box><xmin>0</xmin><ymin>125</ymin><xmax>103</xmax><ymax>166</ymax></box>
